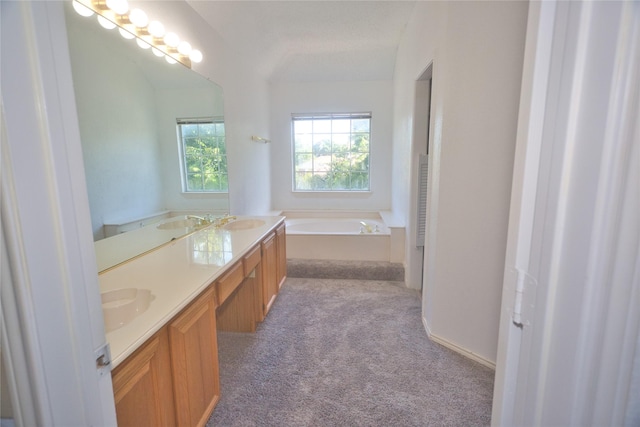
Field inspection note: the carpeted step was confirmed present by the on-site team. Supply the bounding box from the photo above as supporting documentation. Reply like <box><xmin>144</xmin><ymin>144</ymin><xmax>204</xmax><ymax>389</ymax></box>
<box><xmin>286</xmin><ymin>258</ymin><xmax>404</xmax><ymax>281</ymax></box>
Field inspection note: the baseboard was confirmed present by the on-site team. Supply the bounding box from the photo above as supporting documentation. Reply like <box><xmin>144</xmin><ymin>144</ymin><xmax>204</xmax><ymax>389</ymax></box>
<box><xmin>422</xmin><ymin>316</ymin><xmax>496</xmax><ymax>370</ymax></box>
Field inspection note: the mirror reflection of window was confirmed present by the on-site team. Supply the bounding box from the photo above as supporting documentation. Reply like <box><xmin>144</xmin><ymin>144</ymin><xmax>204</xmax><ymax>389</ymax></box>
<box><xmin>177</xmin><ymin>117</ymin><xmax>228</xmax><ymax>193</ymax></box>
<box><xmin>190</xmin><ymin>229</ymin><xmax>233</xmax><ymax>266</ymax></box>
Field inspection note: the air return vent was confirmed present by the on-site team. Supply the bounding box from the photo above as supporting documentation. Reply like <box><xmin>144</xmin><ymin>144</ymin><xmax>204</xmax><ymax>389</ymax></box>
<box><xmin>416</xmin><ymin>154</ymin><xmax>428</xmax><ymax>247</ymax></box>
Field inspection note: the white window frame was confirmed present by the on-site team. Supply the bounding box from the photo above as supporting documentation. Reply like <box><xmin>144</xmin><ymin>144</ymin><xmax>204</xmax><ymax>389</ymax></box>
<box><xmin>177</xmin><ymin>117</ymin><xmax>227</xmax><ymax>193</ymax></box>
<box><xmin>291</xmin><ymin>112</ymin><xmax>371</xmax><ymax>192</ymax></box>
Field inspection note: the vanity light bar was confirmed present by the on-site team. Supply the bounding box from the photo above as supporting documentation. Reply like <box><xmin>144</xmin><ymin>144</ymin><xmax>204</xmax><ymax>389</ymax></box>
<box><xmin>72</xmin><ymin>0</ymin><xmax>203</xmax><ymax>68</ymax></box>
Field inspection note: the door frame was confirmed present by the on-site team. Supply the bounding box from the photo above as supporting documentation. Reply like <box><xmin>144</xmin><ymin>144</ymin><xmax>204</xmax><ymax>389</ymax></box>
<box><xmin>1</xmin><ymin>2</ymin><xmax>116</xmax><ymax>424</ymax></box>
<box><xmin>492</xmin><ymin>0</ymin><xmax>640</xmax><ymax>424</ymax></box>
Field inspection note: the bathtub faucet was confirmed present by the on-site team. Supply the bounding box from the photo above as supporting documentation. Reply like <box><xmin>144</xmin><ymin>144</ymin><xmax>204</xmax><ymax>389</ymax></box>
<box><xmin>359</xmin><ymin>221</ymin><xmax>380</xmax><ymax>234</ymax></box>
<box><xmin>360</xmin><ymin>221</ymin><xmax>373</xmax><ymax>233</ymax></box>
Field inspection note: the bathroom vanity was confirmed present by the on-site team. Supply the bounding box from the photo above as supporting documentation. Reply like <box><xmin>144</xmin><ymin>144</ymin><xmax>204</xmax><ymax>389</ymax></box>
<box><xmin>98</xmin><ymin>216</ymin><xmax>287</xmax><ymax>427</ymax></box>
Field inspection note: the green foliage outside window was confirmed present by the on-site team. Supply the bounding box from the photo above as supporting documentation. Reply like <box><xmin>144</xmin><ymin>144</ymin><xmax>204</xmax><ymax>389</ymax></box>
<box><xmin>179</xmin><ymin>120</ymin><xmax>227</xmax><ymax>192</ymax></box>
<box><xmin>293</xmin><ymin>113</ymin><xmax>371</xmax><ymax>191</ymax></box>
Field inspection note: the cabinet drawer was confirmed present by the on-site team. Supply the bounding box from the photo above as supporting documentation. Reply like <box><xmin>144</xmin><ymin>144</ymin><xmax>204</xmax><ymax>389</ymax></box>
<box><xmin>216</xmin><ymin>262</ymin><xmax>244</xmax><ymax>305</ymax></box>
<box><xmin>243</xmin><ymin>244</ymin><xmax>261</xmax><ymax>276</ymax></box>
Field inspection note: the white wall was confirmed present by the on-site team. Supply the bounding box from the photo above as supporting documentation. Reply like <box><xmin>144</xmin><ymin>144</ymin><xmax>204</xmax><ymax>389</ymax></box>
<box><xmin>0</xmin><ymin>1</ymin><xmax>273</xmax><ymax>423</ymax></box>
<box><xmin>155</xmin><ymin>86</ymin><xmax>228</xmax><ymax>213</ymax></box>
<box><xmin>269</xmin><ymin>81</ymin><xmax>393</xmax><ymax>212</ymax></box>
<box><xmin>67</xmin><ymin>14</ymin><xmax>165</xmax><ymax>240</ymax></box>
<box><xmin>224</xmin><ymin>59</ymin><xmax>273</xmax><ymax>214</ymax></box>
<box><xmin>112</xmin><ymin>1</ymin><xmax>273</xmax><ymax>216</ymax></box>
<box><xmin>393</xmin><ymin>1</ymin><xmax>528</xmax><ymax>364</ymax></box>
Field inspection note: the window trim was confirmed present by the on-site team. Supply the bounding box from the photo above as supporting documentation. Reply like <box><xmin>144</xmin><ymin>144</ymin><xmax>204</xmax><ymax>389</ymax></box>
<box><xmin>177</xmin><ymin>116</ymin><xmax>228</xmax><ymax>194</ymax></box>
<box><xmin>291</xmin><ymin>112</ymin><xmax>372</xmax><ymax>192</ymax></box>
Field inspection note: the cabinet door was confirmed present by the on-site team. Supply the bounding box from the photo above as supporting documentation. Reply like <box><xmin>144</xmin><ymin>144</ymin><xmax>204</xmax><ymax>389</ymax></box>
<box><xmin>261</xmin><ymin>232</ymin><xmax>278</xmax><ymax>316</ymax></box>
<box><xmin>169</xmin><ymin>288</ymin><xmax>220</xmax><ymax>427</ymax></box>
<box><xmin>111</xmin><ymin>328</ymin><xmax>175</xmax><ymax>427</ymax></box>
<box><xmin>275</xmin><ymin>223</ymin><xmax>287</xmax><ymax>289</ymax></box>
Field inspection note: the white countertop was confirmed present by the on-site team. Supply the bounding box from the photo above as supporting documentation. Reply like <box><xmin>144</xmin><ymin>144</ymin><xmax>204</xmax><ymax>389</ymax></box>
<box><xmin>95</xmin><ymin>214</ymin><xmax>204</xmax><ymax>273</ymax></box>
<box><xmin>98</xmin><ymin>215</ymin><xmax>285</xmax><ymax>368</ymax></box>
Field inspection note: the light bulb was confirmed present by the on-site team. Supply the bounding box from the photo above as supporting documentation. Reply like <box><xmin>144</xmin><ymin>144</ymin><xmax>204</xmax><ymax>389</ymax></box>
<box><xmin>97</xmin><ymin>15</ymin><xmax>117</xmax><ymax>30</ymax></box>
<box><xmin>106</xmin><ymin>0</ymin><xmax>128</xmax><ymax>15</ymax></box>
<box><xmin>177</xmin><ymin>41</ymin><xmax>192</xmax><ymax>56</ymax></box>
<box><xmin>118</xmin><ymin>27</ymin><xmax>135</xmax><ymax>39</ymax></box>
<box><xmin>164</xmin><ymin>32</ymin><xmax>180</xmax><ymax>48</ymax></box>
<box><xmin>129</xmin><ymin>8</ymin><xmax>148</xmax><ymax>28</ymax></box>
<box><xmin>152</xmin><ymin>47</ymin><xmax>165</xmax><ymax>57</ymax></box>
<box><xmin>165</xmin><ymin>56</ymin><xmax>177</xmax><ymax>65</ymax></box>
<box><xmin>136</xmin><ymin>38</ymin><xmax>151</xmax><ymax>49</ymax></box>
<box><xmin>72</xmin><ymin>1</ymin><xmax>94</xmax><ymax>17</ymax></box>
<box><xmin>189</xmin><ymin>49</ymin><xmax>203</xmax><ymax>63</ymax></box>
<box><xmin>148</xmin><ymin>21</ymin><xmax>165</xmax><ymax>38</ymax></box>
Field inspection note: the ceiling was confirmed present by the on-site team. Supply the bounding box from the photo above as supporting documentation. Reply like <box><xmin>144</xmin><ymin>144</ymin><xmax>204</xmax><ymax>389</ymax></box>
<box><xmin>187</xmin><ymin>1</ymin><xmax>417</xmax><ymax>82</ymax></box>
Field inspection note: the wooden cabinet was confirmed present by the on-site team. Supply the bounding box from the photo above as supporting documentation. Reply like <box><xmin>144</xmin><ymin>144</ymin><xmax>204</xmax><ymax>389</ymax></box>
<box><xmin>261</xmin><ymin>232</ymin><xmax>278</xmax><ymax>316</ymax></box>
<box><xmin>215</xmin><ymin>262</ymin><xmax>244</xmax><ymax>306</ymax></box>
<box><xmin>276</xmin><ymin>223</ymin><xmax>287</xmax><ymax>289</ymax></box>
<box><xmin>261</xmin><ymin>224</ymin><xmax>287</xmax><ymax>317</ymax></box>
<box><xmin>217</xmin><ymin>244</ymin><xmax>262</xmax><ymax>332</ymax></box>
<box><xmin>111</xmin><ymin>221</ymin><xmax>286</xmax><ymax>426</ymax></box>
<box><xmin>111</xmin><ymin>328</ymin><xmax>175</xmax><ymax>427</ymax></box>
<box><xmin>112</xmin><ymin>291</ymin><xmax>220</xmax><ymax>427</ymax></box>
<box><xmin>169</xmin><ymin>288</ymin><xmax>220</xmax><ymax>427</ymax></box>
<box><xmin>245</xmin><ymin>244</ymin><xmax>265</xmax><ymax>323</ymax></box>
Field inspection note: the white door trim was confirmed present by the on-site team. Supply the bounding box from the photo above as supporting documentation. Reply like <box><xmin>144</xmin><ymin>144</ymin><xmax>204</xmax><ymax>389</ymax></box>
<box><xmin>1</xmin><ymin>2</ymin><xmax>116</xmax><ymax>425</ymax></box>
<box><xmin>492</xmin><ymin>1</ymin><xmax>640</xmax><ymax>425</ymax></box>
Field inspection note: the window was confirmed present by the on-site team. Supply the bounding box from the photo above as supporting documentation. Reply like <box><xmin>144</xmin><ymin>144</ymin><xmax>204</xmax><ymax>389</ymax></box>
<box><xmin>292</xmin><ymin>112</ymin><xmax>371</xmax><ymax>191</ymax></box>
<box><xmin>177</xmin><ymin>118</ymin><xmax>227</xmax><ymax>192</ymax></box>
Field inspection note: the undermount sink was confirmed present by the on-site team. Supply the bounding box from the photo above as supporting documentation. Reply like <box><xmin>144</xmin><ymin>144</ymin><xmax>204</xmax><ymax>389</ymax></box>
<box><xmin>223</xmin><ymin>218</ymin><xmax>266</xmax><ymax>231</ymax></box>
<box><xmin>157</xmin><ymin>218</ymin><xmax>204</xmax><ymax>230</ymax></box>
<box><xmin>102</xmin><ymin>288</ymin><xmax>153</xmax><ymax>332</ymax></box>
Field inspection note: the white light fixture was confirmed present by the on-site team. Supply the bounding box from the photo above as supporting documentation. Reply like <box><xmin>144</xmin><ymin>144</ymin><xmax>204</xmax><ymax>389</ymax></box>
<box><xmin>97</xmin><ymin>15</ymin><xmax>117</xmax><ymax>30</ymax></box>
<box><xmin>118</xmin><ymin>27</ymin><xmax>135</xmax><ymax>39</ymax></box>
<box><xmin>72</xmin><ymin>0</ymin><xmax>94</xmax><ymax>17</ymax></box>
<box><xmin>106</xmin><ymin>0</ymin><xmax>129</xmax><ymax>15</ymax></box>
<box><xmin>72</xmin><ymin>1</ymin><xmax>202</xmax><ymax>67</ymax></box>
<box><xmin>189</xmin><ymin>49</ymin><xmax>203</xmax><ymax>63</ymax></box>
<box><xmin>177</xmin><ymin>41</ymin><xmax>192</xmax><ymax>56</ymax></box>
<box><xmin>136</xmin><ymin>38</ymin><xmax>151</xmax><ymax>49</ymax></box>
<box><xmin>147</xmin><ymin>20</ymin><xmax>165</xmax><ymax>38</ymax></box>
<box><xmin>164</xmin><ymin>32</ymin><xmax>180</xmax><ymax>48</ymax></box>
<box><xmin>128</xmin><ymin>8</ymin><xmax>148</xmax><ymax>28</ymax></box>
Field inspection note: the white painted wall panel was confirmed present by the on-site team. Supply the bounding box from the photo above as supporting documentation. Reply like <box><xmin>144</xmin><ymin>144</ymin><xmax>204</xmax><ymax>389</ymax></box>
<box><xmin>394</xmin><ymin>1</ymin><xmax>528</xmax><ymax>363</ymax></box>
<box><xmin>269</xmin><ymin>81</ymin><xmax>393</xmax><ymax>212</ymax></box>
<box><xmin>67</xmin><ymin>20</ymin><xmax>165</xmax><ymax>240</ymax></box>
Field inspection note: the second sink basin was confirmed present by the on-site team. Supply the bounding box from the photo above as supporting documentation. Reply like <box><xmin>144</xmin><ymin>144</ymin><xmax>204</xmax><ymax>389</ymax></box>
<box><xmin>102</xmin><ymin>288</ymin><xmax>153</xmax><ymax>332</ymax></box>
<box><xmin>223</xmin><ymin>218</ymin><xmax>266</xmax><ymax>231</ymax></box>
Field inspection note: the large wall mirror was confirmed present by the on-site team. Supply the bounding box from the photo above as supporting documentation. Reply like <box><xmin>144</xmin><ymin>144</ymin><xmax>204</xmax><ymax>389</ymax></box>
<box><xmin>64</xmin><ymin>2</ymin><xmax>228</xmax><ymax>271</ymax></box>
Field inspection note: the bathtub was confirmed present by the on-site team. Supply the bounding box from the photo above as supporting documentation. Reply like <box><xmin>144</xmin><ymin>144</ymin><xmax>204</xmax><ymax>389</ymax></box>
<box><xmin>282</xmin><ymin>211</ymin><xmax>404</xmax><ymax>263</ymax></box>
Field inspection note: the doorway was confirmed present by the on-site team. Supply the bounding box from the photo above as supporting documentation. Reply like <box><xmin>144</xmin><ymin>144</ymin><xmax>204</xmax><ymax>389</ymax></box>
<box><xmin>413</xmin><ymin>65</ymin><xmax>433</xmax><ymax>292</ymax></box>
